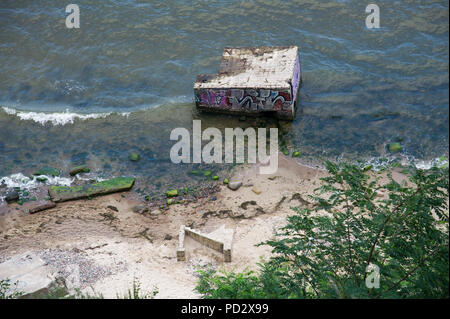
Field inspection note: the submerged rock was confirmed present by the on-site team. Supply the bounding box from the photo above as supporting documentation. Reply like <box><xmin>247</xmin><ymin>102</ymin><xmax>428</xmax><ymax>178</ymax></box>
<box><xmin>36</xmin><ymin>176</ymin><xmax>48</xmax><ymax>182</ymax></box>
<box><xmin>388</xmin><ymin>142</ymin><xmax>403</xmax><ymax>153</ymax></box>
<box><xmin>48</xmin><ymin>177</ymin><xmax>135</xmax><ymax>202</ymax></box>
<box><xmin>33</xmin><ymin>166</ymin><xmax>60</xmax><ymax>177</ymax></box>
<box><xmin>227</xmin><ymin>181</ymin><xmax>242</xmax><ymax>191</ymax></box>
<box><xmin>129</xmin><ymin>153</ymin><xmax>140</xmax><ymax>162</ymax></box>
<box><xmin>69</xmin><ymin>165</ymin><xmax>90</xmax><ymax>176</ymax></box>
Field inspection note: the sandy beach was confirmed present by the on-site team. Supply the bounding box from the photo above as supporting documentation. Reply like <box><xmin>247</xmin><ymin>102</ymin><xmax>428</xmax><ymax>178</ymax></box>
<box><xmin>0</xmin><ymin>155</ymin><xmax>333</xmax><ymax>298</ymax></box>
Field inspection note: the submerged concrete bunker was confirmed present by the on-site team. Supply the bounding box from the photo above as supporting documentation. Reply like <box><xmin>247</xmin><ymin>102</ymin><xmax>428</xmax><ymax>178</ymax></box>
<box><xmin>194</xmin><ymin>46</ymin><xmax>301</xmax><ymax>120</ymax></box>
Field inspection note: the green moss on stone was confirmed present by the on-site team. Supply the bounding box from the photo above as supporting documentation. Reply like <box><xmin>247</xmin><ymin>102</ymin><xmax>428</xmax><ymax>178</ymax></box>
<box><xmin>388</xmin><ymin>143</ymin><xmax>403</xmax><ymax>153</ymax></box>
<box><xmin>166</xmin><ymin>189</ymin><xmax>178</xmax><ymax>197</ymax></box>
<box><xmin>33</xmin><ymin>166</ymin><xmax>60</xmax><ymax>177</ymax></box>
<box><xmin>129</xmin><ymin>153</ymin><xmax>140</xmax><ymax>162</ymax></box>
<box><xmin>69</xmin><ymin>165</ymin><xmax>90</xmax><ymax>176</ymax></box>
<box><xmin>203</xmin><ymin>170</ymin><xmax>212</xmax><ymax>177</ymax></box>
<box><xmin>48</xmin><ymin>177</ymin><xmax>135</xmax><ymax>202</ymax></box>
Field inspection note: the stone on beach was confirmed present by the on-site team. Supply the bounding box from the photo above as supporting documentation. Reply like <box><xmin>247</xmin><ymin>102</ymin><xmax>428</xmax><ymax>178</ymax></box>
<box><xmin>132</xmin><ymin>204</ymin><xmax>149</xmax><ymax>214</ymax></box>
<box><xmin>227</xmin><ymin>181</ymin><xmax>242</xmax><ymax>191</ymax></box>
<box><xmin>166</xmin><ymin>189</ymin><xmax>178</xmax><ymax>197</ymax></box>
<box><xmin>5</xmin><ymin>190</ymin><xmax>19</xmax><ymax>203</ymax></box>
<box><xmin>48</xmin><ymin>177</ymin><xmax>135</xmax><ymax>202</ymax></box>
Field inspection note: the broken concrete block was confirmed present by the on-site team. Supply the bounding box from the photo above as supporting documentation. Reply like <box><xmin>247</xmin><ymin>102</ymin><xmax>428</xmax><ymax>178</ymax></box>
<box><xmin>48</xmin><ymin>177</ymin><xmax>135</xmax><ymax>202</ymax></box>
<box><xmin>194</xmin><ymin>46</ymin><xmax>301</xmax><ymax>120</ymax></box>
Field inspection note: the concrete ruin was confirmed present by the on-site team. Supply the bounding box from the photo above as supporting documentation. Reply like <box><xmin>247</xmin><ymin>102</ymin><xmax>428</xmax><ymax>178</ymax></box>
<box><xmin>194</xmin><ymin>46</ymin><xmax>301</xmax><ymax>120</ymax></box>
<box><xmin>177</xmin><ymin>225</ymin><xmax>233</xmax><ymax>263</ymax></box>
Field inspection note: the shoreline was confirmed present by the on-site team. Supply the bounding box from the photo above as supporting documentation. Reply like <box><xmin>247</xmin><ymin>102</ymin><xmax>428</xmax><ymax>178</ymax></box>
<box><xmin>0</xmin><ymin>155</ymin><xmax>332</xmax><ymax>298</ymax></box>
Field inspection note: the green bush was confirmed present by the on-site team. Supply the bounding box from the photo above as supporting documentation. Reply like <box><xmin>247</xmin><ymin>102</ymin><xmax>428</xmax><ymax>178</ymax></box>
<box><xmin>196</xmin><ymin>162</ymin><xmax>449</xmax><ymax>299</ymax></box>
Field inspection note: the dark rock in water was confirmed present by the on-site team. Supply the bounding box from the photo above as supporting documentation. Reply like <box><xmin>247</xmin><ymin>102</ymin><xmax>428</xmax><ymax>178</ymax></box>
<box><xmin>164</xmin><ymin>234</ymin><xmax>172</xmax><ymax>240</ymax></box>
<box><xmin>28</xmin><ymin>200</ymin><xmax>56</xmax><ymax>214</ymax></box>
<box><xmin>69</xmin><ymin>165</ymin><xmax>90</xmax><ymax>176</ymax></box>
<box><xmin>107</xmin><ymin>205</ymin><xmax>118</xmax><ymax>212</ymax></box>
<box><xmin>0</xmin><ymin>181</ymin><xmax>6</xmax><ymax>188</ymax></box>
<box><xmin>36</xmin><ymin>176</ymin><xmax>48</xmax><ymax>182</ymax></box>
<box><xmin>33</xmin><ymin>166</ymin><xmax>60</xmax><ymax>177</ymax></box>
<box><xmin>5</xmin><ymin>190</ymin><xmax>19</xmax><ymax>203</ymax></box>
<box><xmin>48</xmin><ymin>177</ymin><xmax>135</xmax><ymax>202</ymax></box>
<box><xmin>210</xmin><ymin>196</ymin><xmax>217</xmax><ymax>201</ymax></box>
<box><xmin>129</xmin><ymin>153</ymin><xmax>140</xmax><ymax>162</ymax></box>
<box><xmin>132</xmin><ymin>204</ymin><xmax>148</xmax><ymax>214</ymax></box>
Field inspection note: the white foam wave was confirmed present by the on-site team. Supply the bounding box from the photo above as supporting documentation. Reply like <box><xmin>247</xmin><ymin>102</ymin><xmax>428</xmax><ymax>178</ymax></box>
<box><xmin>1</xmin><ymin>107</ymin><xmax>130</xmax><ymax>126</ymax></box>
<box><xmin>362</xmin><ymin>155</ymin><xmax>448</xmax><ymax>171</ymax></box>
<box><xmin>0</xmin><ymin>173</ymin><xmax>73</xmax><ymax>190</ymax></box>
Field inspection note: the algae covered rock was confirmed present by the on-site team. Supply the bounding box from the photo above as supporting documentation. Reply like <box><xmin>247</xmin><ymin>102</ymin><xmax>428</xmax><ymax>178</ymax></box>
<box><xmin>33</xmin><ymin>166</ymin><xmax>60</xmax><ymax>177</ymax></box>
<box><xmin>48</xmin><ymin>177</ymin><xmax>135</xmax><ymax>202</ymax></box>
<box><xmin>166</xmin><ymin>189</ymin><xmax>178</xmax><ymax>197</ymax></box>
<box><xmin>69</xmin><ymin>165</ymin><xmax>90</xmax><ymax>176</ymax></box>
<box><xmin>212</xmin><ymin>175</ymin><xmax>219</xmax><ymax>180</ymax></box>
<box><xmin>203</xmin><ymin>170</ymin><xmax>212</xmax><ymax>177</ymax></box>
<box><xmin>388</xmin><ymin>142</ymin><xmax>403</xmax><ymax>153</ymax></box>
<box><xmin>129</xmin><ymin>153</ymin><xmax>140</xmax><ymax>162</ymax></box>
<box><xmin>292</xmin><ymin>151</ymin><xmax>300</xmax><ymax>157</ymax></box>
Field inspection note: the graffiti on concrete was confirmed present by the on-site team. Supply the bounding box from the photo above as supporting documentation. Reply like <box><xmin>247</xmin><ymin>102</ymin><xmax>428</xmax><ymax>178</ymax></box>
<box><xmin>195</xmin><ymin>88</ymin><xmax>294</xmax><ymax>113</ymax></box>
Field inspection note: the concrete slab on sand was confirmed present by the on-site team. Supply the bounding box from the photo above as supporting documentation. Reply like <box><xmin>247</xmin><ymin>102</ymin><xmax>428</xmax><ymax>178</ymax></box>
<box><xmin>0</xmin><ymin>252</ymin><xmax>61</xmax><ymax>298</ymax></box>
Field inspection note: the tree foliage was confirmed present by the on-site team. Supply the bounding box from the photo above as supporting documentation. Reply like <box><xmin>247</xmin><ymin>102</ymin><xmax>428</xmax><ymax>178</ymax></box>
<box><xmin>196</xmin><ymin>162</ymin><xmax>449</xmax><ymax>298</ymax></box>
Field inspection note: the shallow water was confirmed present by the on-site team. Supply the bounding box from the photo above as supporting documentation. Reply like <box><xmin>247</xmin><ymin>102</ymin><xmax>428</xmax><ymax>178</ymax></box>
<box><xmin>0</xmin><ymin>0</ymin><xmax>448</xmax><ymax>189</ymax></box>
